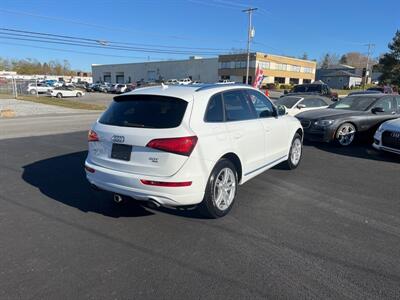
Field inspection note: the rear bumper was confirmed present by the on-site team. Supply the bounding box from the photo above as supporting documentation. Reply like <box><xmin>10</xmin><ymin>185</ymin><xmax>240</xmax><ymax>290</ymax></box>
<box><xmin>84</xmin><ymin>158</ymin><xmax>206</xmax><ymax>207</ymax></box>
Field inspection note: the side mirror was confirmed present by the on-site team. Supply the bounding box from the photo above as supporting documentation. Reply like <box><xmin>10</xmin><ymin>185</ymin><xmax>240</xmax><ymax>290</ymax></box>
<box><xmin>297</xmin><ymin>104</ymin><xmax>306</xmax><ymax>109</ymax></box>
<box><xmin>284</xmin><ymin>90</ymin><xmax>288</xmax><ymax>95</ymax></box>
<box><xmin>371</xmin><ymin>107</ymin><xmax>385</xmax><ymax>114</ymax></box>
<box><xmin>277</xmin><ymin>105</ymin><xmax>287</xmax><ymax>116</ymax></box>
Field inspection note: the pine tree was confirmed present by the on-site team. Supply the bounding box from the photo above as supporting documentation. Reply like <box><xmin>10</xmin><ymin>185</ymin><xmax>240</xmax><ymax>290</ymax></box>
<box><xmin>379</xmin><ymin>30</ymin><xmax>400</xmax><ymax>85</ymax></box>
<box><xmin>321</xmin><ymin>54</ymin><xmax>330</xmax><ymax>68</ymax></box>
<box><xmin>339</xmin><ymin>54</ymin><xmax>348</xmax><ymax>64</ymax></box>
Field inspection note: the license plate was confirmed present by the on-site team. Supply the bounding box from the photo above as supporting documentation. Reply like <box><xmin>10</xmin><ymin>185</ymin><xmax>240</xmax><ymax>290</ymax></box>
<box><xmin>111</xmin><ymin>144</ymin><xmax>132</xmax><ymax>161</ymax></box>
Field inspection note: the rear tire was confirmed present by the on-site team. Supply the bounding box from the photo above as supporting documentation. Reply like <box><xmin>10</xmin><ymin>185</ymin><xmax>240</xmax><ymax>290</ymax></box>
<box><xmin>76</xmin><ymin>92</ymin><xmax>82</xmax><ymax>97</ymax></box>
<box><xmin>56</xmin><ymin>93</ymin><xmax>63</xmax><ymax>99</ymax></box>
<box><xmin>199</xmin><ymin>159</ymin><xmax>238</xmax><ymax>218</ymax></box>
<box><xmin>30</xmin><ymin>89</ymin><xmax>37</xmax><ymax>95</ymax></box>
<box><xmin>284</xmin><ymin>133</ymin><xmax>303</xmax><ymax>170</ymax></box>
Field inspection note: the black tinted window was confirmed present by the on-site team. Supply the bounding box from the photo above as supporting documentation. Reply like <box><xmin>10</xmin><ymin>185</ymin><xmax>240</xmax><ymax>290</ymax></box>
<box><xmin>223</xmin><ymin>90</ymin><xmax>256</xmax><ymax>121</ymax></box>
<box><xmin>99</xmin><ymin>95</ymin><xmax>187</xmax><ymax>128</ymax></box>
<box><xmin>205</xmin><ymin>93</ymin><xmax>224</xmax><ymax>122</ymax></box>
<box><xmin>301</xmin><ymin>98</ymin><xmax>326</xmax><ymax>107</ymax></box>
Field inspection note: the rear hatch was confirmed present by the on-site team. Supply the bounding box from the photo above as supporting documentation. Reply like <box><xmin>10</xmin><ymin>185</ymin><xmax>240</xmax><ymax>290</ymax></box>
<box><xmin>89</xmin><ymin>94</ymin><xmax>195</xmax><ymax>177</ymax></box>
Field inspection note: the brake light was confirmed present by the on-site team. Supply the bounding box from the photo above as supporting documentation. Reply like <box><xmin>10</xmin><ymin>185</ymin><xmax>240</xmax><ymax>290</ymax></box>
<box><xmin>140</xmin><ymin>180</ymin><xmax>192</xmax><ymax>187</ymax></box>
<box><xmin>84</xmin><ymin>165</ymin><xmax>95</xmax><ymax>173</ymax></box>
<box><xmin>146</xmin><ymin>136</ymin><xmax>198</xmax><ymax>156</ymax></box>
<box><xmin>88</xmin><ymin>130</ymin><xmax>99</xmax><ymax>142</ymax></box>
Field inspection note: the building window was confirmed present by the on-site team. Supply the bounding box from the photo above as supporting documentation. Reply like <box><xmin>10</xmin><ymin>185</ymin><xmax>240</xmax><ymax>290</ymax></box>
<box><xmin>219</xmin><ymin>61</ymin><xmax>232</xmax><ymax>69</ymax></box>
<box><xmin>303</xmin><ymin>67</ymin><xmax>313</xmax><ymax>73</ymax></box>
<box><xmin>289</xmin><ymin>78</ymin><xmax>299</xmax><ymax>85</ymax></box>
<box><xmin>274</xmin><ymin>77</ymin><xmax>285</xmax><ymax>84</ymax></box>
<box><xmin>303</xmin><ymin>79</ymin><xmax>311</xmax><ymax>84</ymax></box>
<box><xmin>234</xmin><ymin>61</ymin><xmax>246</xmax><ymax>68</ymax></box>
<box><xmin>289</xmin><ymin>65</ymin><xmax>301</xmax><ymax>72</ymax></box>
<box><xmin>275</xmin><ymin>64</ymin><xmax>287</xmax><ymax>71</ymax></box>
<box><xmin>221</xmin><ymin>75</ymin><xmax>230</xmax><ymax>80</ymax></box>
<box><xmin>258</xmin><ymin>61</ymin><xmax>270</xmax><ymax>69</ymax></box>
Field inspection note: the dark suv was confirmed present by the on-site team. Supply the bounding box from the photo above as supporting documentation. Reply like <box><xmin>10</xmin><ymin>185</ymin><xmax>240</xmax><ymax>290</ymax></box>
<box><xmin>283</xmin><ymin>83</ymin><xmax>339</xmax><ymax>101</ymax></box>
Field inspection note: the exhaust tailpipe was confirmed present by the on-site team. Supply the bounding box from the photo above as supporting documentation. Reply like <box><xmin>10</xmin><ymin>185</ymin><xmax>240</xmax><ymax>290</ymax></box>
<box><xmin>113</xmin><ymin>194</ymin><xmax>124</xmax><ymax>203</ymax></box>
<box><xmin>147</xmin><ymin>199</ymin><xmax>161</xmax><ymax>208</ymax></box>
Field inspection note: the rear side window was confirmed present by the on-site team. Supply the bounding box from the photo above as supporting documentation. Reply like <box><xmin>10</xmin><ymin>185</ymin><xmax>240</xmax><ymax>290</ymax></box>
<box><xmin>223</xmin><ymin>90</ymin><xmax>256</xmax><ymax>121</ymax></box>
<box><xmin>99</xmin><ymin>95</ymin><xmax>187</xmax><ymax>128</ymax></box>
<box><xmin>205</xmin><ymin>93</ymin><xmax>224</xmax><ymax>122</ymax></box>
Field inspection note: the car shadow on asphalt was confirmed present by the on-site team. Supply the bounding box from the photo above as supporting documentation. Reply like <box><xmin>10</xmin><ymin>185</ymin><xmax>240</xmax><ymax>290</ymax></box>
<box><xmin>21</xmin><ymin>151</ymin><xmax>155</xmax><ymax>218</ymax></box>
<box><xmin>304</xmin><ymin>140</ymin><xmax>400</xmax><ymax>163</ymax></box>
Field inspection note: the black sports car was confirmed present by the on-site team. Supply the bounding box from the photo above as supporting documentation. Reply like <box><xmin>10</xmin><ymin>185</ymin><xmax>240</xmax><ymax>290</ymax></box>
<box><xmin>296</xmin><ymin>94</ymin><xmax>400</xmax><ymax>146</ymax></box>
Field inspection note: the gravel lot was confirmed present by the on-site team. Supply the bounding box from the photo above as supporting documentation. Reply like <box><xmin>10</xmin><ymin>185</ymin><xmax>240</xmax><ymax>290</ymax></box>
<box><xmin>0</xmin><ymin>98</ymin><xmax>94</xmax><ymax>117</ymax></box>
<box><xmin>0</xmin><ymin>130</ymin><xmax>399</xmax><ymax>299</ymax></box>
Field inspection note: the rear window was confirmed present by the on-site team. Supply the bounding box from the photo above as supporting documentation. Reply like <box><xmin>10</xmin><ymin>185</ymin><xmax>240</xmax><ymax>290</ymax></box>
<box><xmin>99</xmin><ymin>95</ymin><xmax>188</xmax><ymax>128</ymax></box>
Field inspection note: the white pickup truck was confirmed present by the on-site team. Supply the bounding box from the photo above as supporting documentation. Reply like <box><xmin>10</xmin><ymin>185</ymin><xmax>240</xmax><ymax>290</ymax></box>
<box><xmin>27</xmin><ymin>83</ymin><xmax>54</xmax><ymax>95</ymax></box>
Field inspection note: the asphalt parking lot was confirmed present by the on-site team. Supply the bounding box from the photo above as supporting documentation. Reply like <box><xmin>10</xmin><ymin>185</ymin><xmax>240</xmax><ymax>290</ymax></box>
<box><xmin>0</xmin><ymin>131</ymin><xmax>399</xmax><ymax>299</ymax></box>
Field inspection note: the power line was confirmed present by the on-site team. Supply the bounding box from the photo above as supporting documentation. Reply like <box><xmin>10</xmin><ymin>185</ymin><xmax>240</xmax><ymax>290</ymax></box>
<box><xmin>0</xmin><ymin>41</ymin><xmax>157</xmax><ymax>60</ymax></box>
<box><xmin>0</xmin><ymin>27</ymin><xmax>231</xmax><ymax>51</ymax></box>
<box><xmin>0</xmin><ymin>28</ymin><xmax>226</xmax><ymax>55</ymax></box>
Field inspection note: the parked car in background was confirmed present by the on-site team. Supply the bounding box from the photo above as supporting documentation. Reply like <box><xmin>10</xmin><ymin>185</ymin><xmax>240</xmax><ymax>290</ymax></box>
<box><xmin>177</xmin><ymin>78</ymin><xmax>192</xmax><ymax>85</ymax></box>
<box><xmin>284</xmin><ymin>82</ymin><xmax>339</xmax><ymax>102</ymax></box>
<box><xmin>48</xmin><ymin>86</ymin><xmax>85</xmax><ymax>98</ymax></box>
<box><xmin>26</xmin><ymin>83</ymin><xmax>53</xmax><ymax>95</ymax></box>
<box><xmin>273</xmin><ymin>95</ymin><xmax>332</xmax><ymax>116</ymax></box>
<box><xmin>348</xmin><ymin>90</ymin><xmax>381</xmax><ymax>96</ymax></box>
<box><xmin>165</xmin><ymin>79</ymin><xmax>178</xmax><ymax>85</ymax></box>
<box><xmin>296</xmin><ymin>94</ymin><xmax>400</xmax><ymax>146</ymax></box>
<box><xmin>373</xmin><ymin>118</ymin><xmax>400</xmax><ymax>154</ymax></box>
<box><xmin>85</xmin><ymin>84</ymin><xmax>303</xmax><ymax>218</ymax></box>
<box><xmin>115</xmin><ymin>84</ymin><xmax>128</xmax><ymax>94</ymax></box>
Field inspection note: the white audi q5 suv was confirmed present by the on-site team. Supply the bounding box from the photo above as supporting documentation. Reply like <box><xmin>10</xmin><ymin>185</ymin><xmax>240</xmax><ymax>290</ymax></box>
<box><xmin>85</xmin><ymin>84</ymin><xmax>303</xmax><ymax>218</ymax></box>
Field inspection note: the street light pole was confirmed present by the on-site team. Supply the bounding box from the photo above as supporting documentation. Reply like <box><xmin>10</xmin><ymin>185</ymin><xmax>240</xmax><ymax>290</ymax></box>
<box><xmin>242</xmin><ymin>7</ymin><xmax>257</xmax><ymax>85</ymax></box>
<box><xmin>363</xmin><ymin>43</ymin><xmax>375</xmax><ymax>90</ymax></box>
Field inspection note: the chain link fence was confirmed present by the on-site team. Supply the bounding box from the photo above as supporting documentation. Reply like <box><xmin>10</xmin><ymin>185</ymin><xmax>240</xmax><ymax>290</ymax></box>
<box><xmin>0</xmin><ymin>77</ymin><xmax>45</xmax><ymax>98</ymax></box>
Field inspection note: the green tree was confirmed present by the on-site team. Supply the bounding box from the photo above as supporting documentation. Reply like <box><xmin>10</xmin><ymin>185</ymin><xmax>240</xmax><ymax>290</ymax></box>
<box><xmin>300</xmin><ymin>52</ymin><xmax>308</xmax><ymax>60</ymax></box>
<box><xmin>339</xmin><ymin>54</ymin><xmax>348</xmax><ymax>64</ymax></box>
<box><xmin>379</xmin><ymin>30</ymin><xmax>400</xmax><ymax>85</ymax></box>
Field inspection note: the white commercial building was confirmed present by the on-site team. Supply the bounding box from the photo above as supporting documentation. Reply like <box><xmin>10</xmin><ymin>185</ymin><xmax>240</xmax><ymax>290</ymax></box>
<box><xmin>92</xmin><ymin>56</ymin><xmax>219</xmax><ymax>84</ymax></box>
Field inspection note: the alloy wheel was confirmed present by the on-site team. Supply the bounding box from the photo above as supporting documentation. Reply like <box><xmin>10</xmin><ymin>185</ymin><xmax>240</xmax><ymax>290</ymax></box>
<box><xmin>213</xmin><ymin>168</ymin><xmax>236</xmax><ymax>211</ymax></box>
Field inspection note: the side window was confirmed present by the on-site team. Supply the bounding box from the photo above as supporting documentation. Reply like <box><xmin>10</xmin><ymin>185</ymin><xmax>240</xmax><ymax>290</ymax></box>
<box><xmin>223</xmin><ymin>90</ymin><xmax>256</xmax><ymax>121</ymax></box>
<box><xmin>373</xmin><ymin>97</ymin><xmax>396</xmax><ymax>113</ymax></box>
<box><xmin>395</xmin><ymin>96</ymin><xmax>400</xmax><ymax>112</ymax></box>
<box><xmin>204</xmin><ymin>93</ymin><xmax>224</xmax><ymax>122</ymax></box>
<box><xmin>300</xmin><ymin>98</ymin><xmax>315</xmax><ymax>107</ymax></box>
<box><xmin>315</xmin><ymin>98</ymin><xmax>328</xmax><ymax>107</ymax></box>
<box><xmin>245</xmin><ymin>90</ymin><xmax>274</xmax><ymax>118</ymax></box>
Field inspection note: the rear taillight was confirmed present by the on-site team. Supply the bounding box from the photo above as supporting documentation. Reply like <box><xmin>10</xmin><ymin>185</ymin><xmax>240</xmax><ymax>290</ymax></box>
<box><xmin>146</xmin><ymin>136</ymin><xmax>198</xmax><ymax>156</ymax></box>
<box><xmin>140</xmin><ymin>180</ymin><xmax>192</xmax><ymax>187</ymax></box>
<box><xmin>88</xmin><ymin>130</ymin><xmax>99</xmax><ymax>142</ymax></box>
<box><xmin>84</xmin><ymin>165</ymin><xmax>95</xmax><ymax>173</ymax></box>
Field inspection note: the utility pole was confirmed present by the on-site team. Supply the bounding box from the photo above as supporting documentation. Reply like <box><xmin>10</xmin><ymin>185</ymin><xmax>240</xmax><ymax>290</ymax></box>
<box><xmin>242</xmin><ymin>7</ymin><xmax>257</xmax><ymax>85</ymax></box>
<box><xmin>363</xmin><ymin>43</ymin><xmax>375</xmax><ymax>90</ymax></box>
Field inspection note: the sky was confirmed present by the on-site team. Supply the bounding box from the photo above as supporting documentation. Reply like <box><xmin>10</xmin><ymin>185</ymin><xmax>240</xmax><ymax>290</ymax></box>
<box><xmin>0</xmin><ymin>0</ymin><xmax>399</xmax><ymax>71</ymax></box>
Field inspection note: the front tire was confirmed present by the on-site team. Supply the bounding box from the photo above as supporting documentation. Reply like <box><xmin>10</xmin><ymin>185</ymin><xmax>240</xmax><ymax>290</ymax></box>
<box><xmin>199</xmin><ymin>159</ymin><xmax>238</xmax><ymax>218</ymax></box>
<box><xmin>30</xmin><ymin>89</ymin><xmax>37</xmax><ymax>95</ymax></box>
<box><xmin>335</xmin><ymin>123</ymin><xmax>356</xmax><ymax>146</ymax></box>
<box><xmin>285</xmin><ymin>133</ymin><xmax>303</xmax><ymax>170</ymax></box>
<box><xmin>56</xmin><ymin>93</ymin><xmax>63</xmax><ymax>99</ymax></box>
<box><xmin>76</xmin><ymin>92</ymin><xmax>82</xmax><ymax>97</ymax></box>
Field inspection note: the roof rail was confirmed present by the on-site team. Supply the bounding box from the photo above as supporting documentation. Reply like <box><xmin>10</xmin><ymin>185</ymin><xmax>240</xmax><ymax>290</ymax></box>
<box><xmin>195</xmin><ymin>83</ymin><xmax>250</xmax><ymax>92</ymax></box>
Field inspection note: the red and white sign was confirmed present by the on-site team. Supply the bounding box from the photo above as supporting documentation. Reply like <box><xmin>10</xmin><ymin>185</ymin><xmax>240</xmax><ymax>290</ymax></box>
<box><xmin>252</xmin><ymin>65</ymin><xmax>264</xmax><ymax>88</ymax></box>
